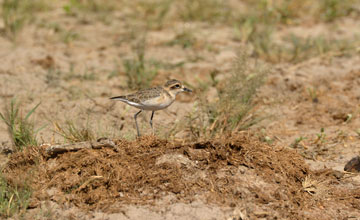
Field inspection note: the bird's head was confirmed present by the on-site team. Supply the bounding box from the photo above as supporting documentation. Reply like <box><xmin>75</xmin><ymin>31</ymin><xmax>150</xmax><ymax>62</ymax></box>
<box><xmin>164</xmin><ymin>79</ymin><xmax>192</xmax><ymax>96</ymax></box>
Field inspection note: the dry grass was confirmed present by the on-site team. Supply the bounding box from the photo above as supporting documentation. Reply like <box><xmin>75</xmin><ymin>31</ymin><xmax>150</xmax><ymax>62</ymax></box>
<box><xmin>54</xmin><ymin>120</ymin><xmax>95</xmax><ymax>143</ymax></box>
<box><xmin>302</xmin><ymin>175</ymin><xmax>319</xmax><ymax>195</ymax></box>
<box><xmin>181</xmin><ymin>51</ymin><xmax>268</xmax><ymax>139</ymax></box>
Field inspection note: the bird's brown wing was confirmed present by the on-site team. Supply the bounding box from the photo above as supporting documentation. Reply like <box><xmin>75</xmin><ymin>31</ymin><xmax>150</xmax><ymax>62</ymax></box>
<box><xmin>125</xmin><ymin>87</ymin><xmax>163</xmax><ymax>103</ymax></box>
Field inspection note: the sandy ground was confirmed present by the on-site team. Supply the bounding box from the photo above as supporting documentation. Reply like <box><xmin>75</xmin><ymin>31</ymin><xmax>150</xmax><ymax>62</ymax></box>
<box><xmin>1</xmin><ymin>1</ymin><xmax>360</xmax><ymax>219</ymax></box>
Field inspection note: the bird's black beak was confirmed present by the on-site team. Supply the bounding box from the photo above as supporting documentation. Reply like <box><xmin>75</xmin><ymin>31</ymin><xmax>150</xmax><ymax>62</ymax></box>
<box><xmin>183</xmin><ymin>87</ymin><xmax>192</xmax><ymax>92</ymax></box>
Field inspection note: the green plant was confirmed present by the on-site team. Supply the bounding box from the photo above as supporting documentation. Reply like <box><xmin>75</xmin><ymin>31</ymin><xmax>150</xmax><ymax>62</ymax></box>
<box><xmin>184</xmin><ymin>51</ymin><xmax>267</xmax><ymax>139</ymax></box>
<box><xmin>249</xmin><ymin>32</ymin><xmax>359</xmax><ymax>63</ymax></box>
<box><xmin>63</xmin><ymin>66</ymin><xmax>97</xmax><ymax>81</ymax></box>
<box><xmin>233</xmin><ymin>17</ymin><xmax>257</xmax><ymax>43</ymax></box>
<box><xmin>1</xmin><ymin>0</ymin><xmax>48</xmax><ymax>40</ymax></box>
<box><xmin>259</xmin><ymin>128</ymin><xmax>273</xmax><ymax>144</ymax></box>
<box><xmin>336</xmin><ymin>130</ymin><xmax>348</xmax><ymax>140</ymax></box>
<box><xmin>233</xmin><ymin>16</ymin><xmax>278</xmax><ymax>61</ymax></box>
<box><xmin>178</xmin><ymin>0</ymin><xmax>231</xmax><ymax>23</ymax></box>
<box><xmin>249</xmin><ymin>26</ymin><xmax>276</xmax><ymax>61</ymax></box>
<box><xmin>211</xmin><ymin>53</ymin><xmax>266</xmax><ymax>130</ymax></box>
<box><xmin>167</xmin><ymin>29</ymin><xmax>196</xmax><ymax>49</ymax></box>
<box><xmin>239</xmin><ymin>0</ymin><xmax>357</xmax><ymax>25</ymax></box>
<box><xmin>0</xmin><ymin>175</ymin><xmax>31</xmax><ymax>217</ymax></box>
<box><xmin>231</xmin><ymin>1</ymin><xmax>359</xmax><ymax>63</ymax></box>
<box><xmin>345</xmin><ymin>113</ymin><xmax>353</xmax><ymax>123</ymax></box>
<box><xmin>132</xmin><ymin>0</ymin><xmax>173</xmax><ymax>30</ymax></box>
<box><xmin>34</xmin><ymin>204</ymin><xmax>55</xmax><ymax>220</ymax></box>
<box><xmin>315</xmin><ymin>128</ymin><xmax>326</xmax><ymax>144</ymax></box>
<box><xmin>319</xmin><ymin>0</ymin><xmax>355</xmax><ymax>22</ymax></box>
<box><xmin>63</xmin><ymin>0</ymin><xmax>115</xmax><ymax>24</ymax></box>
<box><xmin>63</xmin><ymin>0</ymin><xmax>114</xmax><ymax>15</ymax></box>
<box><xmin>108</xmin><ymin>60</ymin><xmax>120</xmax><ymax>79</ymax></box>
<box><xmin>0</xmin><ymin>99</ymin><xmax>42</xmax><ymax>150</ymax></box>
<box><xmin>39</xmin><ymin>22</ymin><xmax>80</xmax><ymax>44</ymax></box>
<box><xmin>54</xmin><ymin>121</ymin><xmax>95</xmax><ymax>143</ymax></box>
<box><xmin>307</xmin><ymin>87</ymin><xmax>319</xmax><ymax>103</ymax></box>
<box><xmin>60</xmin><ymin>29</ymin><xmax>79</xmax><ymax>44</ymax></box>
<box><xmin>290</xmin><ymin>136</ymin><xmax>307</xmax><ymax>148</ymax></box>
<box><xmin>1</xmin><ymin>0</ymin><xmax>26</xmax><ymax>39</ymax></box>
<box><xmin>284</xmin><ymin>34</ymin><xmax>357</xmax><ymax>63</ymax></box>
<box><xmin>194</xmin><ymin>70</ymin><xmax>219</xmax><ymax>92</ymax></box>
<box><xmin>123</xmin><ymin>37</ymin><xmax>158</xmax><ymax>90</ymax></box>
<box><xmin>45</xmin><ymin>68</ymin><xmax>62</xmax><ymax>87</ymax></box>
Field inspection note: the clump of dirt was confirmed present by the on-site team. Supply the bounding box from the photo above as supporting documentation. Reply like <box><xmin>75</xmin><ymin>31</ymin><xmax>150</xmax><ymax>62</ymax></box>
<box><xmin>3</xmin><ymin>134</ymin><xmax>360</xmax><ymax>219</ymax></box>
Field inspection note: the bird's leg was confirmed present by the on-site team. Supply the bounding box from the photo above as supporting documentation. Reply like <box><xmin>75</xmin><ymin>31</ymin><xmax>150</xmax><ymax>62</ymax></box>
<box><xmin>134</xmin><ymin>110</ymin><xmax>142</xmax><ymax>137</ymax></box>
<box><xmin>150</xmin><ymin>111</ymin><xmax>155</xmax><ymax>135</ymax></box>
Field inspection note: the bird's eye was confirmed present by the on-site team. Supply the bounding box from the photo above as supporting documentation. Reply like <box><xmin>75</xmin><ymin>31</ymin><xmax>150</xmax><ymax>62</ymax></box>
<box><xmin>171</xmin><ymin>84</ymin><xmax>180</xmax><ymax>89</ymax></box>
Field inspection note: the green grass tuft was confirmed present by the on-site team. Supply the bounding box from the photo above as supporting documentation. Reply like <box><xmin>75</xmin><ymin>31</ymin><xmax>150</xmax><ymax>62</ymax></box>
<box><xmin>63</xmin><ymin>0</ymin><xmax>115</xmax><ymax>15</ymax></box>
<box><xmin>134</xmin><ymin>0</ymin><xmax>173</xmax><ymax>30</ymax></box>
<box><xmin>0</xmin><ymin>175</ymin><xmax>31</xmax><ymax>218</ymax></box>
<box><xmin>184</xmin><ymin>51</ymin><xmax>268</xmax><ymax>139</ymax></box>
<box><xmin>0</xmin><ymin>99</ymin><xmax>42</xmax><ymax>151</ymax></box>
<box><xmin>1</xmin><ymin>0</ymin><xmax>49</xmax><ymax>40</ymax></box>
<box><xmin>167</xmin><ymin>29</ymin><xmax>196</xmax><ymax>49</ymax></box>
<box><xmin>178</xmin><ymin>0</ymin><xmax>231</xmax><ymax>23</ymax></box>
<box><xmin>62</xmin><ymin>0</ymin><xmax>115</xmax><ymax>24</ymax></box>
<box><xmin>54</xmin><ymin>121</ymin><xmax>95</xmax><ymax>143</ymax></box>
<box><xmin>319</xmin><ymin>0</ymin><xmax>356</xmax><ymax>22</ymax></box>
<box><xmin>123</xmin><ymin>37</ymin><xmax>159</xmax><ymax>90</ymax></box>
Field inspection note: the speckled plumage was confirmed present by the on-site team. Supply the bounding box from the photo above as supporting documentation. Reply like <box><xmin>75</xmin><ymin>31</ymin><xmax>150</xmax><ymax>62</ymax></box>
<box><xmin>118</xmin><ymin>86</ymin><xmax>170</xmax><ymax>104</ymax></box>
<box><xmin>110</xmin><ymin>79</ymin><xmax>192</xmax><ymax>137</ymax></box>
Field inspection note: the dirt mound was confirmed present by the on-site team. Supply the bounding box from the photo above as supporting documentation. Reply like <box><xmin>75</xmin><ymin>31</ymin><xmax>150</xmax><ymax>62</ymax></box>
<box><xmin>3</xmin><ymin>134</ymin><xmax>360</xmax><ymax>219</ymax></box>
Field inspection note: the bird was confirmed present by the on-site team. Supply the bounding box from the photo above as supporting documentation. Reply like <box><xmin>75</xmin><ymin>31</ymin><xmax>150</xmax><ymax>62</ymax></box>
<box><xmin>110</xmin><ymin>79</ymin><xmax>192</xmax><ymax>137</ymax></box>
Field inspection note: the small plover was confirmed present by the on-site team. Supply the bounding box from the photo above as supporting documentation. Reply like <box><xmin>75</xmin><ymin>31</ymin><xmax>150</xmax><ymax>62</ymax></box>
<box><xmin>110</xmin><ymin>79</ymin><xmax>192</xmax><ymax>137</ymax></box>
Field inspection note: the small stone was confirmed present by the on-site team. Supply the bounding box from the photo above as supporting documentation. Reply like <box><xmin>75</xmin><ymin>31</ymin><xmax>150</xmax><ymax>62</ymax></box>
<box><xmin>344</xmin><ymin>156</ymin><xmax>360</xmax><ymax>173</ymax></box>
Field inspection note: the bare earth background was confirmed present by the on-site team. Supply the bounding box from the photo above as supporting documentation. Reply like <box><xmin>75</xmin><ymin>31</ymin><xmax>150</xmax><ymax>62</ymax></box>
<box><xmin>0</xmin><ymin>0</ymin><xmax>360</xmax><ymax>219</ymax></box>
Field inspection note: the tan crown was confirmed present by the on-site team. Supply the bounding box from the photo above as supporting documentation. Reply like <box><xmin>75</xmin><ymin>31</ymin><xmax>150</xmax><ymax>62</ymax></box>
<box><xmin>164</xmin><ymin>79</ymin><xmax>182</xmax><ymax>88</ymax></box>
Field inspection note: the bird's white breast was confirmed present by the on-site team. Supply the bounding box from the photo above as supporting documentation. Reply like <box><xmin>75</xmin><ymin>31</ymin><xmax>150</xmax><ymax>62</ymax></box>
<box><xmin>141</xmin><ymin>95</ymin><xmax>175</xmax><ymax>110</ymax></box>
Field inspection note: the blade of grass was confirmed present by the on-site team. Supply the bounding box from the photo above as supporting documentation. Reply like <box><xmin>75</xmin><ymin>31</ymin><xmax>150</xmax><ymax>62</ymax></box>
<box><xmin>24</xmin><ymin>102</ymin><xmax>41</xmax><ymax>121</ymax></box>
